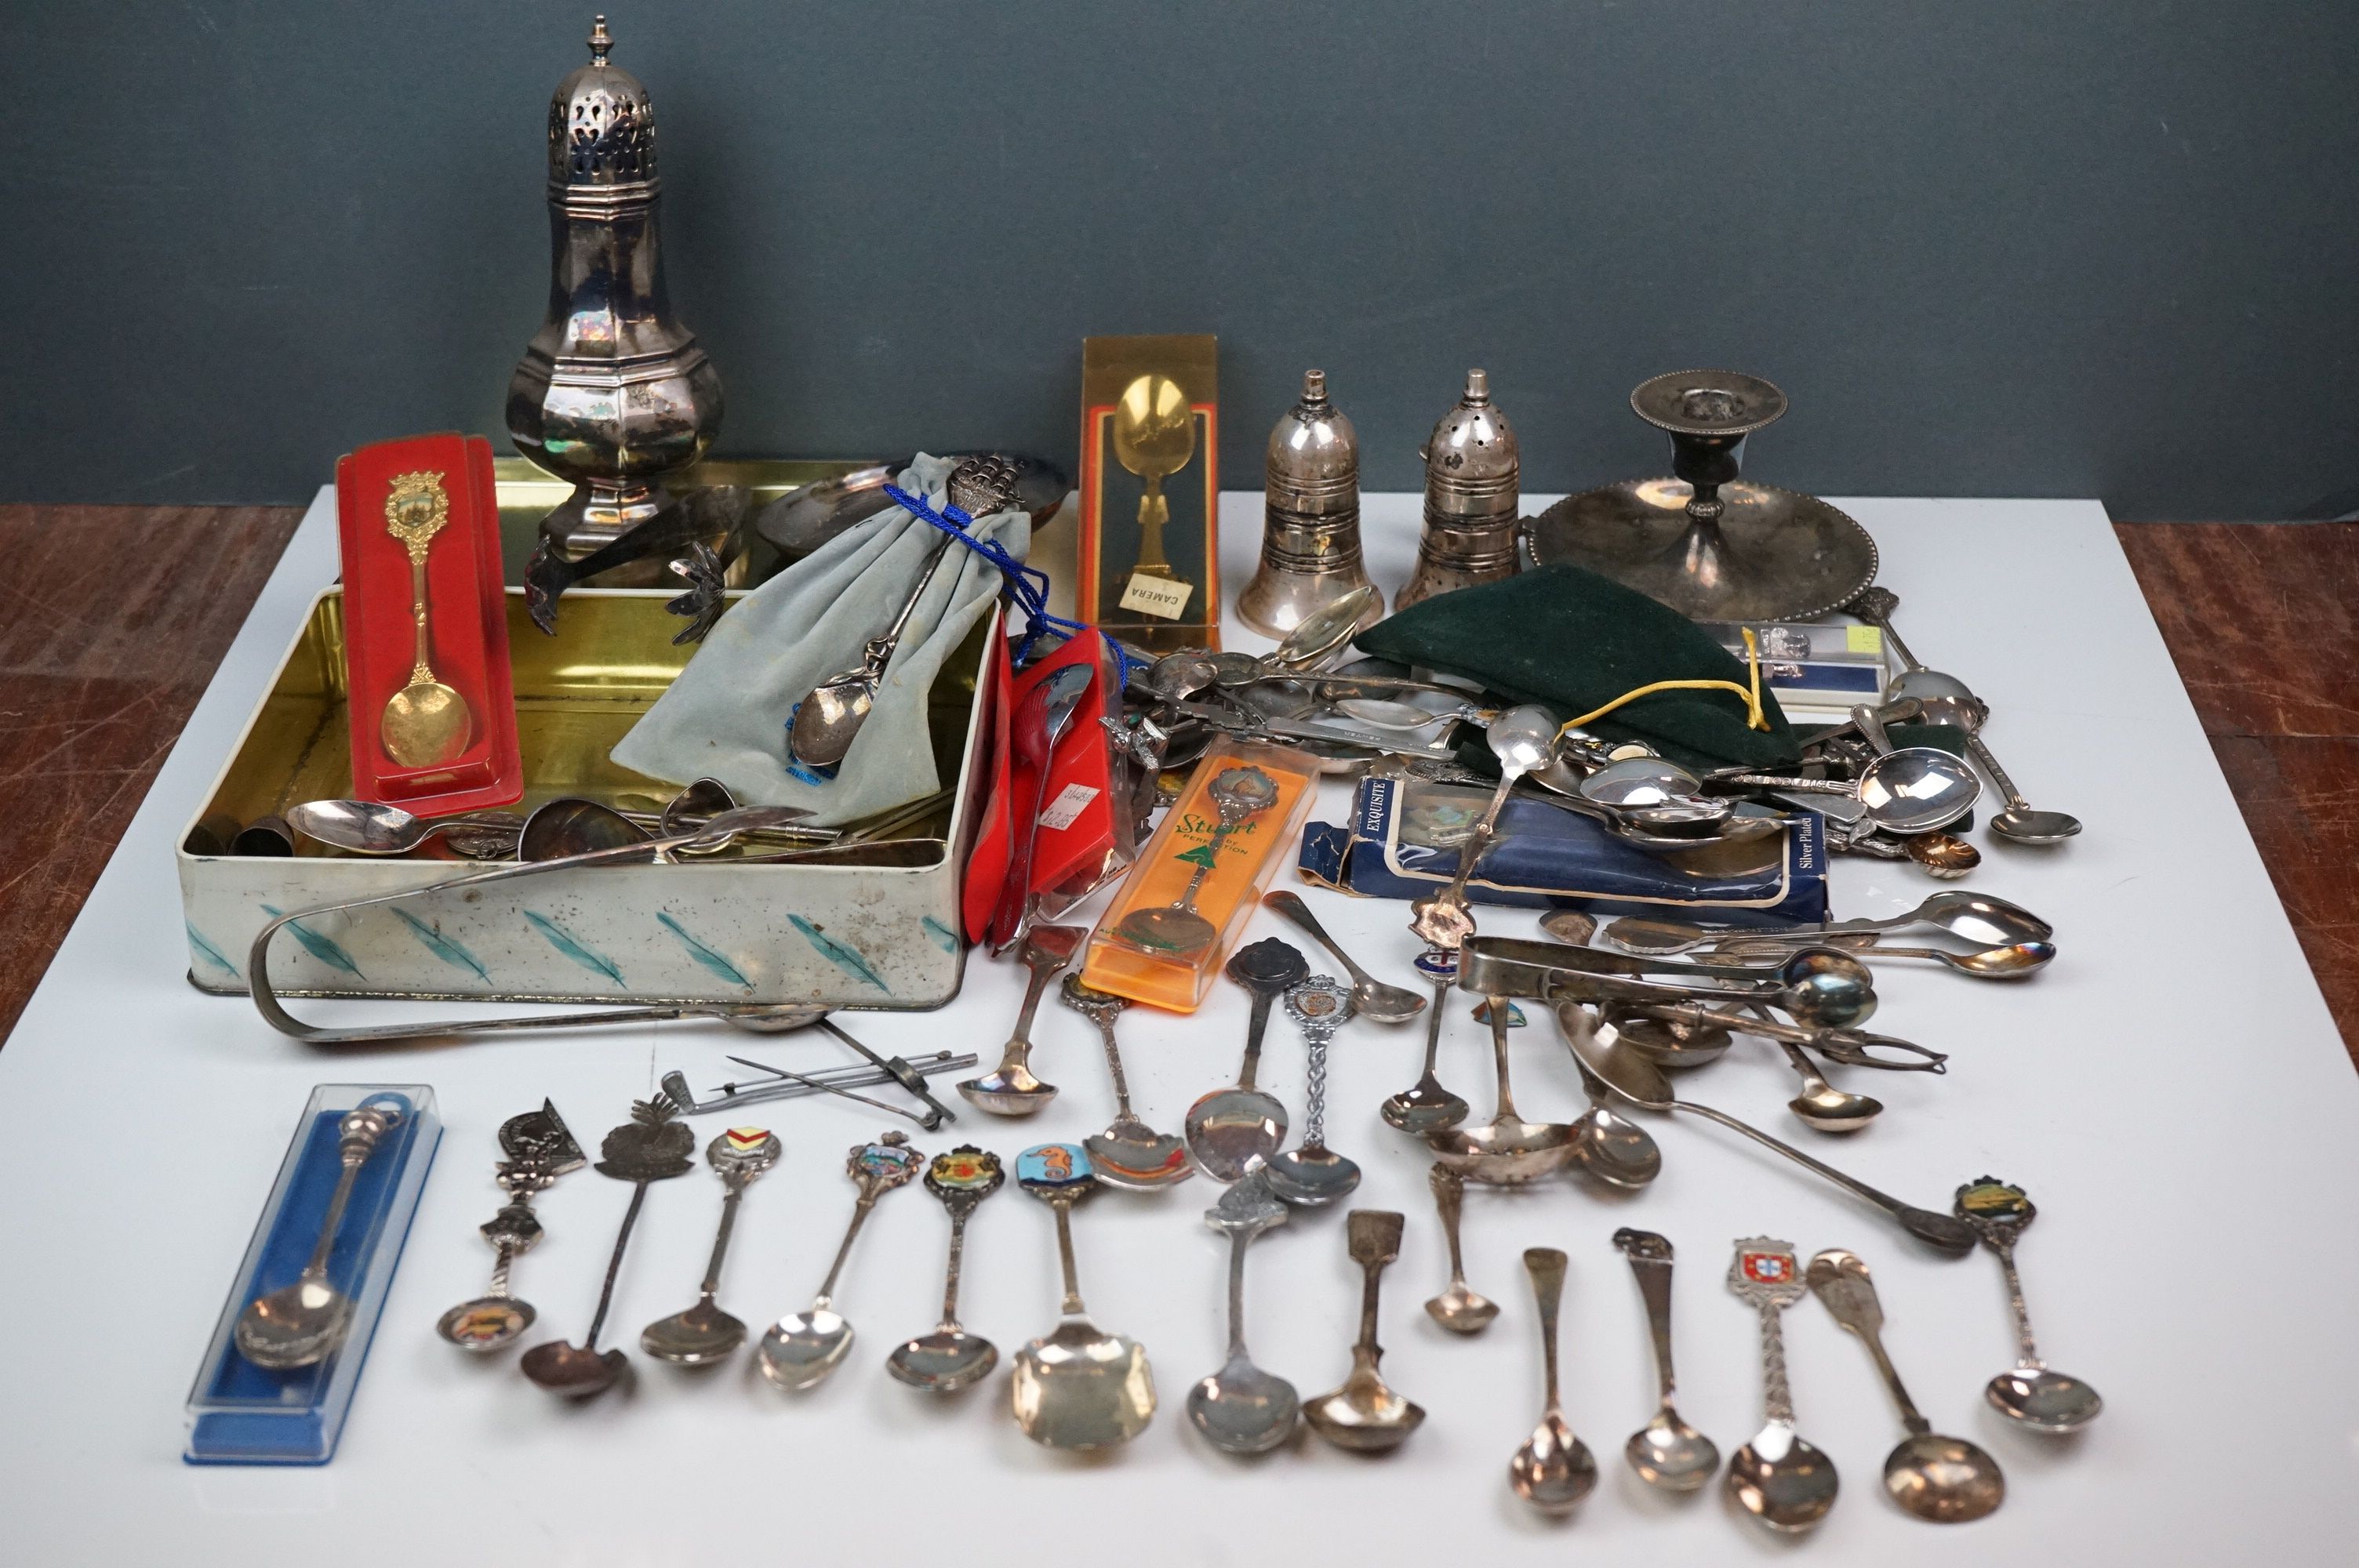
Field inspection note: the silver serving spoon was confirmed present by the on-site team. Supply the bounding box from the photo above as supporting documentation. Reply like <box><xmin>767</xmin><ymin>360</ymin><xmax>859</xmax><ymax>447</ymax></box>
<box><xmin>756</xmin><ymin>1133</ymin><xmax>923</xmax><ymax>1390</ymax></box>
<box><xmin>236</xmin><ymin>1104</ymin><xmax>396</xmax><ymax>1369</ymax></box>
<box><xmin>1262</xmin><ymin>890</ymin><xmax>1426</xmax><ymax>1022</ymax></box>
<box><xmin>886</xmin><ymin>1146</ymin><xmax>1005</xmax><ymax>1392</ymax></box>
<box><xmin>1508</xmin><ymin>1247</ymin><xmax>1598</xmax><ymax>1514</ymax></box>
<box><xmin>1426</xmin><ymin>993</ymin><xmax>1583</xmax><ymax>1185</ymax></box>
<box><xmin>1409</xmin><ymin>705</ymin><xmax>1560</xmax><ymax>950</ymax></box>
<box><xmin>1956</xmin><ymin>1178</ymin><xmax>2103</xmax><ymax>1432</ymax></box>
<box><xmin>1850</xmin><ymin>585</ymin><xmax>2081</xmax><ymax>844</ymax></box>
<box><xmin>1379</xmin><ymin>948</ymin><xmax>1471</xmax><ymax>1134</ymax></box>
<box><xmin>1187</xmin><ymin>1173</ymin><xmax>1299</xmax><ymax>1455</ymax></box>
<box><xmin>1061</xmin><ymin>977</ymin><xmax>1192</xmax><ymax>1189</ymax></box>
<box><xmin>1304</xmin><ymin>1210</ymin><xmax>1425</xmax><ymax>1452</ymax></box>
<box><xmin>1112</xmin><ymin>765</ymin><xmax>1282</xmax><ymax>957</ymax></box>
<box><xmin>958</xmin><ymin>924</ymin><xmax>1082</xmax><ymax>1115</ymax></box>
<box><xmin>1568</xmin><ymin>1029</ymin><xmax>1977</xmax><ymax>1254</ymax></box>
<box><xmin>1612</xmin><ymin>1229</ymin><xmax>1720</xmax><ymax>1491</ymax></box>
<box><xmin>1808</xmin><ymin>1248</ymin><xmax>2007</xmax><ymax>1523</ymax></box>
<box><xmin>1263</xmin><ymin>976</ymin><xmax>1362</xmax><ymax>1205</ymax></box>
<box><xmin>1726</xmin><ymin>1237</ymin><xmax>1841</xmax><ymax>1534</ymax></box>
<box><xmin>640</xmin><ymin>1127</ymin><xmax>779</xmax><ymax>1366</ymax></box>
<box><xmin>1422</xmin><ymin>1163</ymin><xmax>1498</xmax><ymax>1332</ymax></box>
<box><xmin>523</xmin><ymin>1096</ymin><xmax>698</xmax><ymax>1399</ymax></box>
<box><xmin>1010</xmin><ymin>1143</ymin><xmax>1157</xmax><ymax>1449</ymax></box>
<box><xmin>1187</xmin><ymin>938</ymin><xmax>1308</xmax><ymax>1181</ymax></box>
<box><xmin>1605</xmin><ymin>891</ymin><xmax>2051</xmax><ymax>955</ymax></box>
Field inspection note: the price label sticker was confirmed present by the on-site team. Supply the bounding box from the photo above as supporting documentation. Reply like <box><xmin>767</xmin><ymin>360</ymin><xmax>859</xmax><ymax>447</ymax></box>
<box><xmin>1037</xmin><ymin>783</ymin><xmax>1101</xmax><ymax>832</ymax></box>
<box><xmin>1845</xmin><ymin>625</ymin><xmax>1884</xmax><ymax>655</ymax></box>
<box><xmin>1118</xmin><ymin>573</ymin><xmax>1194</xmax><ymax>621</ymax></box>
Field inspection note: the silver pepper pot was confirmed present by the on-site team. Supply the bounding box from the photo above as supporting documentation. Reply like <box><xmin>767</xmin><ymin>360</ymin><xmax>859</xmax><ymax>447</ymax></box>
<box><xmin>1397</xmin><ymin>369</ymin><xmax>1520</xmax><ymax>611</ymax></box>
<box><xmin>1238</xmin><ymin>370</ymin><xmax>1379</xmax><ymax>640</ymax></box>
<box><xmin>507</xmin><ymin>15</ymin><xmax>725</xmax><ymax>574</ymax></box>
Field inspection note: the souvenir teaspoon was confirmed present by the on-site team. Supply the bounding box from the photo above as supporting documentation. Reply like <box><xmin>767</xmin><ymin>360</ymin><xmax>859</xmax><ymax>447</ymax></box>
<box><xmin>1263</xmin><ymin>975</ymin><xmax>1362</xmax><ymax>1205</ymax></box>
<box><xmin>438</xmin><ymin>1100</ymin><xmax>584</xmax><ymax>1351</ymax></box>
<box><xmin>887</xmin><ymin>1146</ymin><xmax>1005</xmax><ymax>1392</ymax></box>
<box><xmin>1409</xmin><ymin>705</ymin><xmax>1560</xmax><ymax>950</ymax></box>
<box><xmin>1379</xmin><ymin>948</ymin><xmax>1471</xmax><ymax>1134</ymax></box>
<box><xmin>1508</xmin><ymin>1247</ymin><xmax>1598</xmax><ymax>1514</ymax></box>
<box><xmin>1112</xmin><ymin>764</ymin><xmax>1282</xmax><ymax>957</ymax></box>
<box><xmin>237</xmin><ymin>1102</ymin><xmax>398</xmax><ymax>1369</ymax></box>
<box><xmin>1612</xmin><ymin>1229</ymin><xmax>1719</xmax><ymax>1490</ymax></box>
<box><xmin>1188</xmin><ymin>938</ymin><xmax>1307</xmax><ymax>1180</ymax></box>
<box><xmin>1010</xmin><ymin>1144</ymin><xmax>1157</xmax><ymax>1449</ymax></box>
<box><xmin>640</xmin><ymin>1127</ymin><xmax>780</xmax><ymax>1366</ymax></box>
<box><xmin>522</xmin><ymin>1096</ymin><xmax>698</xmax><ymax>1398</ymax></box>
<box><xmin>1422</xmin><ymin>1164</ymin><xmax>1498</xmax><ymax>1331</ymax></box>
<box><xmin>757</xmin><ymin>1132</ymin><xmax>924</xmax><ymax>1390</ymax></box>
<box><xmin>1726</xmin><ymin>1238</ymin><xmax>1840</xmax><ymax>1533</ymax></box>
<box><xmin>1061</xmin><ymin>975</ymin><xmax>1192</xmax><ymax>1189</ymax></box>
<box><xmin>1808</xmin><ymin>1248</ymin><xmax>2005</xmax><ymax>1523</ymax></box>
<box><xmin>1955</xmin><ymin>1177</ymin><xmax>2103</xmax><ymax>1432</ymax></box>
<box><xmin>1261</xmin><ymin>890</ymin><xmax>1426</xmax><ymax>1022</ymax></box>
<box><xmin>1187</xmin><ymin>1172</ymin><xmax>1299</xmax><ymax>1454</ymax></box>
<box><xmin>1304</xmin><ymin>1210</ymin><xmax>1425</xmax><ymax>1453</ymax></box>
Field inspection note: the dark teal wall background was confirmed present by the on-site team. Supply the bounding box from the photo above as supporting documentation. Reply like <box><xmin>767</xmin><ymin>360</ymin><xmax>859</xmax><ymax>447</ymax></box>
<box><xmin>10</xmin><ymin>2</ymin><xmax>2355</xmax><ymax>517</ymax></box>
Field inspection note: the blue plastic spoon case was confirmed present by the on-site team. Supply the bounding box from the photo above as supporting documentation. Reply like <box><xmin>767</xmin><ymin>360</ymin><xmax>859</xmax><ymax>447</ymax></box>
<box><xmin>185</xmin><ymin>1083</ymin><xmax>440</xmax><ymax>1465</ymax></box>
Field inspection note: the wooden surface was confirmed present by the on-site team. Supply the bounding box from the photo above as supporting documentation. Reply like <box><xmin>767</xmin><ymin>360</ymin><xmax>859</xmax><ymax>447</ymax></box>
<box><xmin>0</xmin><ymin>509</ymin><xmax>2349</xmax><ymax>1065</ymax></box>
<box><xmin>0</xmin><ymin>505</ymin><xmax>304</xmax><ymax>1043</ymax></box>
<box><xmin>2116</xmin><ymin>521</ymin><xmax>2359</xmax><ymax>1062</ymax></box>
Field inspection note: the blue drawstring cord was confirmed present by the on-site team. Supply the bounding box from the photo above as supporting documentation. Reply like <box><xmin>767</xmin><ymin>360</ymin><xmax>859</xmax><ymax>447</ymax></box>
<box><xmin>882</xmin><ymin>482</ymin><xmax>1121</xmax><ymax>676</ymax></box>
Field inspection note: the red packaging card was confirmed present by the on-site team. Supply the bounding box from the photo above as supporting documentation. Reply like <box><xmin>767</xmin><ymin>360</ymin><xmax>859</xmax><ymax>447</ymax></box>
<box><xmin>961</xmin><ymin>631</ymin><xmax>1018</xmax><ymax>942</ymax></box>
<box><xmin>1016</xmin><ymin>630</ymin><xmax>1127</xmax><ymax>916</ymax></box>
<box><xmin>333</xmin><ymin>434</ymin><xmax>522</xmax><ymax>815</ymax></box>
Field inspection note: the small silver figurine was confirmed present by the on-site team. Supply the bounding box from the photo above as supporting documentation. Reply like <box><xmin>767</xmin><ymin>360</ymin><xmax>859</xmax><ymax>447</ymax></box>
<box><xmin>1238</xmin><ymin>370</ymin><xmax>1379</xmax><ymax>640</ymax></box>
<box><xmin>507</xmin><ymin>15</ymin><xmax>725</xmax><ymax>575</ymax></box>
<box><xmin>1397</xmin><ymin>368</ymin><xmax>1521</xmax><ymax>611</ymax></box>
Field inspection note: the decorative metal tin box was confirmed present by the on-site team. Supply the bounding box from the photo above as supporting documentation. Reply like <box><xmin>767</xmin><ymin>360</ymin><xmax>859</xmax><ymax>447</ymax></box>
<box><xmin>178</xmin><ymin>587</ymin><xmax>990</xmax><ymax>1010</ymax></box>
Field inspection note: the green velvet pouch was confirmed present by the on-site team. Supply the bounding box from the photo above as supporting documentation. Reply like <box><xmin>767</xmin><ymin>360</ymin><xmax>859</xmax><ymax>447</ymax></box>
<box><xmin>1354</xmin><ymin>564</ymin><xmax>1803</xmax><ymax>771</ymax></box>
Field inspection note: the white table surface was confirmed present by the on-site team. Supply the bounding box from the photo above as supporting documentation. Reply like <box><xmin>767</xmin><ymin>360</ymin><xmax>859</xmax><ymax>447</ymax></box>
<box><xmin>3</xmin><ymin>490</ymin><xmax>2355</xmax><ymax>1565</ymax></box>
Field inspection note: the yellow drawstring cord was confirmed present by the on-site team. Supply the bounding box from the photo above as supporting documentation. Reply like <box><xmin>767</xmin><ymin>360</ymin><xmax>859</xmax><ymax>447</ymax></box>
<box><xmin>1554</xmin><ymin>628</ymin><xmax>1770</xmax><ymax>739</ymax></box>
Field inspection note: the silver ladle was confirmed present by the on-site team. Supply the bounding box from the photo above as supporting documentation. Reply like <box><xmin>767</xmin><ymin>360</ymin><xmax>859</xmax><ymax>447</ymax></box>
<box><xmin>1061</xmin><ymin>976</ymin><xmax>1192</xmax><ymax>1189</ymax></box>
<box><xmin>1187</xmin><ymin>938</ymin><xmax>1307</xmax><ymax>1181</ymax></box>
<box><xmin>235</xmin><ymin>1104</ymin><xmax>396</xmax><ymax>1369</ymax></box>
<box><xmin>1262</xmin><ymin>890</ymin><xmax>1426</xmax><ymax>1022</ymax></box>
<box><xmin>1425</xmin><ymin>992</ymin><xmax>1583</xmax><ymax>1185</ymax></box>
<box><xmin>1850</xmin><ymin>585</ymin><xmax>2081</xmax><ymax>844</ymax></box>
<box><xmin>886</xmin><ymin>1146</ymin><xmax>1005</xmax><ymax>1393</ymax></box>
<box><xmin>1612</xmin><ymin>1229</ymin><xmax>1720</xmax><ymax>1491</ymax></box>
<box><xmin>1726</xmin><ymin>1237</ymin><xmax>1840</xmax><ymax>1534</ymax></box>
<box><xmin>1808</xmin><ymin>1248</ymin><xmax>2007</xmax><ymax>1523</ymax></box>
<box><xmin>958</xmin><ymin>924</ymin><xmax>1082</xmax><ymax>1115</ymax></box>
<box><xmin>1508</xmin><ymin>1247</ymin><xmax>1598</xmax><ymax>1515</ymax></box>
<box><xmin>1955</xmin><ymin>1177</ymin><xmax>2104</xmax><ymax>1432</ymax></box>
<box><xmin>1187</xmin><ymin>1173</ymin><xmax>1299</xmax><ymax>1455</ymax></box>
<box><xmin>1010</xmin><ymin>1143</ymin><xmax>1157</xmax><ymax>1449</ymax></box>
<box><xmin>1568</xmin><ymin>1028</ymin><xmax>1977</xmax><ymax>1254</ymax></box>
<box><xmin>1263</xmin><ymin>976</ymin><xmax>1363</xmax><ymax>1206</ymax></box>
<box><xmin>1422</xmin><ymin>1163</ymin><xmax>1498</xmax><ymax>1332</ymax></box>
<box><xmin>1378</xmin><ymin>948</ymin><xmax>1472</xmax><ymax>1134</ymax></box>
<box><xmin>756</xmin><ymin>1133</ymin><xmax>924</xmax><ymax>1390</ymax></box>
<box><xmin>640</xmin><ymin>1127</ymin><xmax>780</xmax><ymax>1366</ymax></box>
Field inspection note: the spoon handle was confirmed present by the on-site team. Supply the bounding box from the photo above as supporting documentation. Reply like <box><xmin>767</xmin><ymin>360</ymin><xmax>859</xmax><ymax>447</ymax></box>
<box><xmin>1092</xmin><ymin>1017</ymin><xmax>1136</xmax><ymax>1118</ymax></box>
<box><xmin>998</xmin><ymin>948</ymin><xmax>1067</xmax><ymax>1069</ymax></box>
<box><xmin>1614</xmin><ymin>1230</ymin><xmax>1681</xmax><ymax>1406</ymax></box>
<box><xmin>1808</xmin><ymin>1250</ymin><xmax>1932</xmax><ymax>1436</ymax></box>
<box><xmin>300</xmin><ymin>1109</ymin><xmax>391</xmax><ymax>1283</ymax></box>
<box><xmin>1263</xmin><ymin>891</ymin><xmax>1374</xmax><ymax>988</ymax></box>
<box><xmin>1223</xmin><ymin>1229</ymin><xmax>1254</xmax><ymax>1359</ymax></box>
<box><xmin>1345</xmin><ymin>1210</ymin><xmax>1404</xmax><ymax>1361</ymax></box>
<box><xmin>1992</xmin><ymin>1239</ymin><xmax>2043</xmax><ymax>1367</ymax></box>
<box><xmin>868</xmin><ymin>532</ymin><xmax>958</xmax><ymax>667</ymax></box>
<box><xmin>1486</xmin><ymin>998</ymin><xmax>1521</xmax><ymax>1122</ymax></box>
<box><xmin>938</xmin><ymin>1210</ymin><xmax>971</xmax><ymax>1330</ymax></box>
<box><xmin>1525</xmin><ymin>1247</ymin><xmax>1567</xmax><ymax>1411</ymax></box>
<box><xmin>584</xmin><ymin>1181</ymin><xmax>650</xmax><ymax>1351</ymax></box>
<box><xmin>1238</xmin><ymin>990</ymin><xmax>1275</xmax><ymax>1092</ymax></box>
<box><xmin>697</xmin><ymin>1179</ymin><xmax>747</xmax><ymax>1301</ymax></box>
<box><xmin>1963</xmin><ymin>731</ymin><xmax>2034</xmax><ymax>814</ymax></box>
<box><xmin>812</xmin><ymin>1192</ymin><xmax>881</xmax><ymax>1308</ymax></box>
<box><xmin>1051</xmin><ymin>1196</ymin><xmax>1088</xmax><ymax>1316</ymax></box>
<box><xmin>1757</xmin><ymin>1303</ymin><xmax>1797</xmax><ymax>1425</ymax></box>
<box><xmin>1430</xmin><ymin>1164</ymin><xmax>1471</xmax><ymax>1283</ymax></box>
<box><xmin>1670</xmin><ymin>1100</ymin><xmax>1923</xmax><ymax>1226</ymax></box>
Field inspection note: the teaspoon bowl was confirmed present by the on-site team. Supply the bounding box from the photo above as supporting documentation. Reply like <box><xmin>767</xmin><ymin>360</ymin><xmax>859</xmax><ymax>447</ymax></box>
<box><xmin>1986</xmin><ymin>1367</ymin><xmax>2103</xmax><ymax>1432</ymax></box>
<box><xmin>1187</xmin><ymin>1352</ymin><xmax>1302</xmax><ymax>1455</ymax></box>
<box><xmin>1728</xmin><ymin>1431</ymin><xmax>1840</xmax><ymax>1531</ymax></box>
<box><xmin>435</xmin><ymin>1295</ymin><xmax>536</xmax><ymax>1351</ymax></box>
<box><xmin>519</xmin><ymin>1339</ymin><xmax>627</xmax><ymax>1399</ymax></box>
<box><xmin>1883</xmin><ymin>1431</ymin><xmax>2007</xmax><ymax>1523</ymax></box>
<box><xmin>1627</xmin><ymin>1410</ymin><xmax>1720</xmax><ymax>1492</ymax></box>
<box><xmin>886</xmin><ymin>1329</ymin><xmax>999</xmax><ymax>1392</ymax></box>
<box><xmin>1511</xmin><ymin>1412</ymin><xmax>1600</xmax><ymax>1514</ymax></box>
<box><xmin>757</xmin><ymin>1310</ymin><xmax>853</xmax><ymax>1390</ymax></box>
<box><xmin>640</xmin><ymin>1301</ymin><xmax>747</xmax><ymax>1367</ymax></box>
